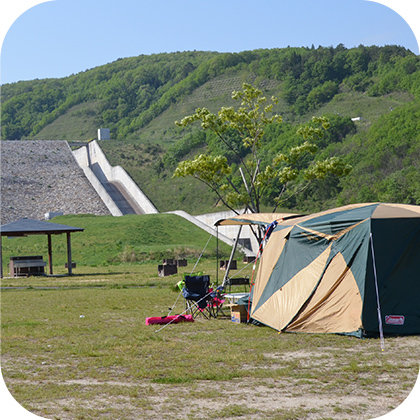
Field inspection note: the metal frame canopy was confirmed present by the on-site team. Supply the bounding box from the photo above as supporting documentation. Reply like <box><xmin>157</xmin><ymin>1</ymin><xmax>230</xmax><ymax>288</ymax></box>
<box><xmin>213</xmin><ymin>212</ymin><xmax>302</xmax><ymax>287</ymax></box>
<box><xmin>0</xmin><ymin>218</ymin><xmax>84</xmax><ymax>278</ymax></box>
<box><xmin>215</xmin><ymin>212</ymin><xmax>302</xmax><ymax>226</ymax></box>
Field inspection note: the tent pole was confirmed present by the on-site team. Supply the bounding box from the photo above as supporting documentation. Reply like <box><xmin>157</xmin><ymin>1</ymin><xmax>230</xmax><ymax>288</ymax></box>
<box><xmin>222</xmin><ymin>225</ymin><xmax>243</xmax><ymax>288</ymax></box>
<box><xmin>216</xmin><ymin>225</ymin><xmax>219</xmax><ymax>287</ymax></box>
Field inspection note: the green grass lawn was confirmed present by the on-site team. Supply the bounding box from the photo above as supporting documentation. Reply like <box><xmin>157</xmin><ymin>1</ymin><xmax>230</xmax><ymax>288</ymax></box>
<box><xmin>1</xmin><ymin>214</ymin><xmax>235</xmax><ymax>273</ymax></box>
<box><xmin>1</xmin><ymin>265</ymin><xmax>419</xmax><ymax>420</ymax></box>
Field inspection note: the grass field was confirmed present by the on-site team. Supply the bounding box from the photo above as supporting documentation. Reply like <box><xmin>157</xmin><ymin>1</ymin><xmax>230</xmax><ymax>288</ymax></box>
<box><xmin>1</xmin><ymin>262</ymin><xmax>419</xmax><ymax>420</ymax></box>
<box><xmin>0</xmin><ymin>214</ymin><xmax>235</xmax><ymax>273</ymax></box>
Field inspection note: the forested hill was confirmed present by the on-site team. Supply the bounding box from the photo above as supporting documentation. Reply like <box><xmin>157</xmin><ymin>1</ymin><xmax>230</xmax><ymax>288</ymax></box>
<box><xmin>2</xmin><ymin>45</ymin><xmax>419</xmax><ymax>141</ymax></box>
<box><xmin>2</xmin><ymin>45</ymin><xmax>420</xmax><ymax>213</ymax></box>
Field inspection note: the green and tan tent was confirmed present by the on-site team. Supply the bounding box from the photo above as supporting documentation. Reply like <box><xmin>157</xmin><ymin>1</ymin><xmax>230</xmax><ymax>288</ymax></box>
<box><xmin>246</xmin><ymin>203</ymin><xmax>420</xmax><ymax>337</ymax></box>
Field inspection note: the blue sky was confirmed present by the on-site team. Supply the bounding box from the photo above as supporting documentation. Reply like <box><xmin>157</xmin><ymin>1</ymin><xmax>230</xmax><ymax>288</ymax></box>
<box><xmin>0</xmin><ymin>0</ymin><xmax>419</xmax><ymax>85</ymax></box>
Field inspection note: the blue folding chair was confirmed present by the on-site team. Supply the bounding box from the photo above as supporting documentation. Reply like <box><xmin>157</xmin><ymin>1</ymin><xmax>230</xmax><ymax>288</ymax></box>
<box><xmin>182</xmin><ymin>275</ymin><xmax>214</xmax><ymax>319</ymax></box>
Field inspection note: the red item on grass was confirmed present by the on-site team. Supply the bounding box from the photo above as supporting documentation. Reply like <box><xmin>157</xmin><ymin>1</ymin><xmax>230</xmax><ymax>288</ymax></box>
<box><xmin>145</xmin><ymin>314</ymin><xmax>194</xmax><ymax>325</ymax></box>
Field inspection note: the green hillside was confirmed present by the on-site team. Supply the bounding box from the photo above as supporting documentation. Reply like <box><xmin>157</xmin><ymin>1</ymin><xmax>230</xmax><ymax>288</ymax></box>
<box><xmin>2</xmin><ymin>45</ymin><xmax>420</xmax><ymax>213</ymax></box>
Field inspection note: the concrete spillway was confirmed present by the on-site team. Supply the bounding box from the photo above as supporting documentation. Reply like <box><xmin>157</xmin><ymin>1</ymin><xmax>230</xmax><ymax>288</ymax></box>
<box><xmin>72</xmin><ymin>141</ymin><xmax>158</xmax><ymax>216</ymax></box>
<box><xmin>102</xmin><ymin>181</ymin><xmax>144</xmax><ymax>215</ymax></box>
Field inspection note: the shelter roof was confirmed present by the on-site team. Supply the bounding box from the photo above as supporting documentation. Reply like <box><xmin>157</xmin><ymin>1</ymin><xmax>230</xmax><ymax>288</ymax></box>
<box><xmin>1</xmin><ymin>218</ymin><xmax>84</xmax><ymax>237</ymax></box>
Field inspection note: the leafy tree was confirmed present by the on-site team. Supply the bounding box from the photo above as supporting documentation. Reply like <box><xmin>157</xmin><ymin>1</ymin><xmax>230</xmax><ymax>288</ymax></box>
<box><xmin>173</xmin><ymin>83</ymin><xmax>352</xmax><ymax>215</ymax></box>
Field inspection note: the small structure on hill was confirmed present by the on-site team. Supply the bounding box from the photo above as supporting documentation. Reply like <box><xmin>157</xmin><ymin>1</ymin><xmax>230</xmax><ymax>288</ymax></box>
<box><xmin>45</xmin><ymin>212</ymin><xmax>64</xmax><ymax>221</ymax></box>
<box><xmin>97</xmin><ymin>128</ymin><xmax>111</xmax><ymax>140</ymax></box>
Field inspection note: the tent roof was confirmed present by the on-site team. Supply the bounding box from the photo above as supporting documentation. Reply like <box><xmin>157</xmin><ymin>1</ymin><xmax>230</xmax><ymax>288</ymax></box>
<box><xmin>270</xmin><ymin>203</ymin><xmax>420</xmax><ymax>230</ymax></box>
<box><xmin>215</xmin><ymin>212</ymin><xmax>301</xmax><ymax>226</ymax></box>
<box><xmin>368</xmin><ymin>202</ymin><xmax>420</xmax><ymax>218</ymax></box>
<box><xmin>1</xmin><ymin>218</ymin><xmax>84</xmax><ymax>237</ymax></box>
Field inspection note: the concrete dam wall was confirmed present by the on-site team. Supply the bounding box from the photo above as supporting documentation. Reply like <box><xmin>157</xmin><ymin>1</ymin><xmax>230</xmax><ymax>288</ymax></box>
<box><xmin>0</xmin><ymin>140</ymin><xmax>110</xmax><ymax>224</ymax></box>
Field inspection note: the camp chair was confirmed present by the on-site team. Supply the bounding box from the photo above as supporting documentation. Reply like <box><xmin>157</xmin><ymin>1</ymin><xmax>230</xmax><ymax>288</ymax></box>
<box><xmin>182</xmin><ymin>275</ymin><xmax>219</xmax><ymax>319</ymax></box>
<box><xmin>209</xmin><ymin>285</ymin><xmax>228</xmax><ymax>318</ymax></box>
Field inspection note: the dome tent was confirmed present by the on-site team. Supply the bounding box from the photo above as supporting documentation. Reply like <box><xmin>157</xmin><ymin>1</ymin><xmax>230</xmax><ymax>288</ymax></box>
<box><xmin>249</xmin><ymin>203</ymin><xmax>420</xmax><ymax>337</ymax></box>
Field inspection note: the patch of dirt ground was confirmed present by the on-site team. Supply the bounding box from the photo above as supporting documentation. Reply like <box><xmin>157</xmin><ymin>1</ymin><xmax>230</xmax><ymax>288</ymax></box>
<box><xmin>6</xmin><ymin>368</ymin><xmax>418</xmax><ymax>419</ymax></box>
<box><xmin>3</xmin><ymin>336</ymin><xmax>419</xmax><ymax>419</ymax></box>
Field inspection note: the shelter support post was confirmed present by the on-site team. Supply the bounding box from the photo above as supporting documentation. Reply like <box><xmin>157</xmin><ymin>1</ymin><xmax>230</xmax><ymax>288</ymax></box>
<box><xmin>47</xmin><ymin>234</ymin><xmax>53</xmax><ymax>275</ymax></box>
<box><xmin>0</xmin><ymin>235</ymin><xmax>3</xmax><ymax>279</ymax></box>
<box><xmin>67</xmin><ymin>232</ymin><xmax>72</xmax><ymax>276</ymax></box>
<box><xmin>222</xmin><ymin>225</ymin><xmax>243</xmax><ymax>288</ymax></box>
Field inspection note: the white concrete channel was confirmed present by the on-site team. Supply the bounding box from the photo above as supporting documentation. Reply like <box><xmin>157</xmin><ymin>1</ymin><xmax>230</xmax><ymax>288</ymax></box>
<box><xmin>73</xmin><ymin>140</ymin><xmax>158</xmax><ymax>216</ymax></box>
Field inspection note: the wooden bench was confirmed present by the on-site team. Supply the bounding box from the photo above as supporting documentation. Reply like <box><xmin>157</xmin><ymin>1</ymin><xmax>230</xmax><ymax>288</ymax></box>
<box><xmin>220</xmin><ymin>260</ymin><xmax>237</xmax><ymax>270</ymax></box>
<box><xmin>158</xmin><ymin>264</ymin><xmax>178</xmax><ymax>277</ymax></box>
<box><xmin>163</xmin><ymin>259</ymin><xmax>187</xmax><ymax>267</ymax></box>
<box><xmin>176</xmin><ymin>259</ymin><xmax>188</xmax><ymax>267</ymax></box>
<box><xmin>226</xmin><ymin>275</ymin><xmax>250</xmax><ymax>293</ymax></box>
<box><xmin>10</xmin><ymin>256</ymin><xmax>46</xmax><ymax>277</ymax></box>
<box><xmin>159</xmin><ymin>259</ymin><xmax>188</xmax><ymax>277</ymax></box>
<box><xmin>65</xmin><ymin>262</ymin><xmax>77</xmax><ymax>269</ymax></box>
